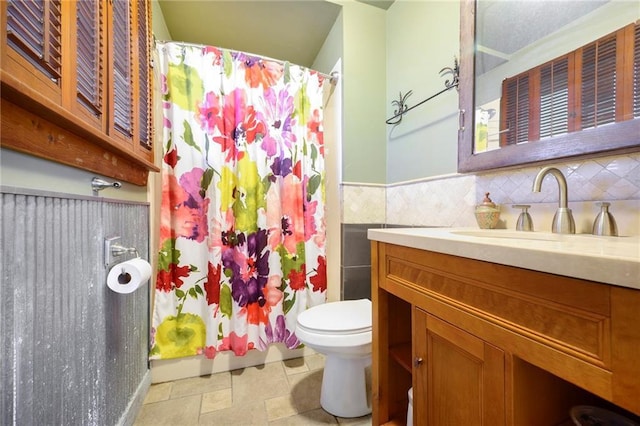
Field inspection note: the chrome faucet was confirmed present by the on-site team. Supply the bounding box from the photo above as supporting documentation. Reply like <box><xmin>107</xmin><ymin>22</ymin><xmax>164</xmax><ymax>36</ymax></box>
<box><xmin>532</xmin><ymin>167</ymin><xmax>575</xmax><ymax>234</ymax></box>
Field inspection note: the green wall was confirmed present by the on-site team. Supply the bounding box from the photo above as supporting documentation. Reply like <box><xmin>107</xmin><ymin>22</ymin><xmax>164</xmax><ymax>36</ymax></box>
<box><xmin>385</xmin><ymin>0</ymin><xmax>460</xmax><ymax>183</ymax></box>
<box><xmin>316</xmin><ymin>0</ymin><xmax>460</xmax><ymax>184</ymax></box>
<box><xmin>329</xmin><ymin>0</ymin><xmax>387</xmax><ymax>184</ymax></box>
<box><xmin>0</xmin><ymin>149</ymin><xmax>148</xmax><ymax>200</ymax></box>
<box><xmin>152</xmin><ymin>0</ymin><xmax>172</xmax><ymax>41</ymax></box>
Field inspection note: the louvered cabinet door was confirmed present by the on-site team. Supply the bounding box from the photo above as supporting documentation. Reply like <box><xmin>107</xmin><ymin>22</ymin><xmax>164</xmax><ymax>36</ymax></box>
<box><xmin>497</xmin><ymin>22</ymin><xmax>639</xmax><ymax>151</ymax></box>
<box><xmin>577</xmin><ymin>23</ymin><xmax>639</xmax><ymax>126</ymax></box>
<box><xmin>577</xmin><ymin>32</ymin><xmax>618</xmax><ymax>130</ymax></box>
<box><xmin>135</xmin><ymin>0</ymin><xmax>153</xmax><ymax>161</ymax></box>
<box><xmin>1</xmin><ymin>0</ymin><xmax>66</xmax><ymax>103</ymax></box>
<box><xmin>67</xmin><ymin>0</ymin><xmax>107</xmax><ymax>131</ymax></box>
<box><xmin>106</xmin><ymin>0</ymin><xmax>153</xmax><ymax>162</ymax></box>
<box><xmin>107</xmin><ymin>0</ymin><xmax>134</xmax><ymax>147</ymax></box>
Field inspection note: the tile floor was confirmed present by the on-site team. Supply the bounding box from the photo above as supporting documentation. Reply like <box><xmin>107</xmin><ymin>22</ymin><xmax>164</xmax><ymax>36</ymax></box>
<box><xmin>134</xmin><ymin>354</ymin><xmax>372</xmax><ymax>425</ymax></box>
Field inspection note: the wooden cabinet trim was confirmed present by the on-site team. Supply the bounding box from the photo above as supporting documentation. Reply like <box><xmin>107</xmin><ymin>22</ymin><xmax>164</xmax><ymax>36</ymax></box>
<box><xmin>385</xmin><ymin>244</ymin><xmax>610</xmax><ymax>315</ymax></box>
<box><xmin>372</xmin><ymin>241</ymin><xmax>389</xmax><ymax>426</ymax></box>
<box><xmin>1</xmin><ymin>72</ymin><xmax>158</xmax><ymax>177</ymax></box>
<box><xmin>1</xmin><ymin>98</ymin><xmax>149</xmax><ymax>185</ymax></box>
<box><xmin>383</xmin><ymin>275</ymin><xmax>613</xmax><ymax>402</ymax></box>
<box><xmin>372</xmin><ymin>242</ymin><xmax>414</xmax><ymax>426</ymax></box>
<box><xmin>3</xmin><ymin>49</ymin><xmax>62</xmax><ymax>104</ymax></box>
<box><xmin>1</xmin><ymin>0</ymin><xmax>157</xmax><ymax>185</ymax></box>
<box><xmin>610</xmin><ymin>286</ymin><xmax>640</xmax><ymax>413</ymax></box>
<box><xmin>384</xmin><ymin>256</ymin><xmax>611</xmax><ymax>368</ymax></box>
<box><xmin>1</xmin><ymin>1</ymin><xmax>62</xmax><ymax>104</ymax></box>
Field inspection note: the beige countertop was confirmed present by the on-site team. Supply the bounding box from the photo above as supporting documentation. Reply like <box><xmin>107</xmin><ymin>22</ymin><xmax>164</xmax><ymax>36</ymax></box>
<box><xmin>368</xmin><ymin>227</ymin><xmax>640</xmax><ymax>290</ymax></box>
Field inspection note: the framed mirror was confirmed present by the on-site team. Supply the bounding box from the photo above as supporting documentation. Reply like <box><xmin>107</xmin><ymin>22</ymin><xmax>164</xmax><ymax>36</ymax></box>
<box><xmin>458</xmin><ymin>0</ymin><xmax>640</xmax><ymax>173</ymax></box>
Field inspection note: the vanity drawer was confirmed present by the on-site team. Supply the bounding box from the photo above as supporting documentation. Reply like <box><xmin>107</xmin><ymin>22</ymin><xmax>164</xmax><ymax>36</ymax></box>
<box><xmin>382</xmin><ymin>244</ymin><xmax>611</xmax><ymax>368</ymax></box>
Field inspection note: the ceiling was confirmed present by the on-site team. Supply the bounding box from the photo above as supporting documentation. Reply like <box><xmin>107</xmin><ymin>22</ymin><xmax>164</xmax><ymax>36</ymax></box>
<box><xmin>158</xmin><ymin>1</ymin><xmax>394</xmax><ymax>68</ymax></box>
<box><xmin>159</xmin><ymin>1</ymin><xmax>609</xmax><ymax>73</ymax></box>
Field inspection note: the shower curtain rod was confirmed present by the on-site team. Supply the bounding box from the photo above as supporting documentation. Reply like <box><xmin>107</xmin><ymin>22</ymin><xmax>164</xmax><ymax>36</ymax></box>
<box><xmin>156</xmin><ymin>39</ymin><xmax>339</xmax><ymax>85</ymax></box>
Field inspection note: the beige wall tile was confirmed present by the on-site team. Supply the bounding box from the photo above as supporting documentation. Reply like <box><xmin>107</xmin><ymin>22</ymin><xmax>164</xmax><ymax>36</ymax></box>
<box><xmin>345</xmin><ymin>153</ymin><xmax>639</xmax><ymax>233</ymax></box>
<box><xmin>342</xmin><ymin>184</ymin><xmax>386</xmax><ymax>224</ymax></box>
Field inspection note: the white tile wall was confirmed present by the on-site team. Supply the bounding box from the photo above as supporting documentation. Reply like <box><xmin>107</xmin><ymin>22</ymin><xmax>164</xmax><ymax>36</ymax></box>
<box><xmin>343</xmin><ymin>153</ymin><xmax>640</xmax><ymax>235</ymax></box>
<box><xmin>476</xmin><ymin>153</ymin><xmax>640</xmax><ymax>204</ymax></box>
<box><xmin>341</xmin><ymin>184</ymin><xmax>386</xmax><ymax>224</ymax></box>
<box><xmin>386</xmin><ymin>174</ymin><xmax>477</xmax><ymax>227</ymax></box>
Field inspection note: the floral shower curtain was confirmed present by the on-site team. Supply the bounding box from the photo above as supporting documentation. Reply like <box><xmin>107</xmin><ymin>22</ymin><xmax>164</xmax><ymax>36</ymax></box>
<box><xmin>151</xmin><ymin>42</ymin><xmax>327</xmax><ymax>360</ymax></box>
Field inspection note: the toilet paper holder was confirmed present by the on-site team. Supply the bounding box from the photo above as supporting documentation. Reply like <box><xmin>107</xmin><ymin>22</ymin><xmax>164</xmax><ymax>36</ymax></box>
<box><xmin>105</xmin><ymin>236</ymin><xmax>139</xmax><ymax>267</ymax></box>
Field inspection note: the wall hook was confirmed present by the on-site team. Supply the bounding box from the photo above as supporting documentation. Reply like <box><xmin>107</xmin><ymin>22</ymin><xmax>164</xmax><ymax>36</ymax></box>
<box><xmin>386</xmin><ymin>56</ymin><xmax>460</xmax><ymax>125</ymax></box>
<box><xmin>387</xmin><ymin>91</ymin><xmax>413</xmax><ymax>125</ymax></box>
<box><xmin>92</xmin><ymin>177</ymin><xmax>122</xmax><ymax>196</ymax></box>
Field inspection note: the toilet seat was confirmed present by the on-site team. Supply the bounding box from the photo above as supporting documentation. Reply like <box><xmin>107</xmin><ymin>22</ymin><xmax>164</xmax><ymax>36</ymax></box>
<box><xmin>296</xmin><ymin>299</ymin><xmax>372</xmax><ymax>348</ymax></box>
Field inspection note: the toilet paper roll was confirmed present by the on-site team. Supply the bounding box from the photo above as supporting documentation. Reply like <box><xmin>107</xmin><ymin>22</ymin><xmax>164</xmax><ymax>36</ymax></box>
<box><xmin>107</xmin><ymin>257</ymin><xmax>152</xmax><ymax>294</ymax></box>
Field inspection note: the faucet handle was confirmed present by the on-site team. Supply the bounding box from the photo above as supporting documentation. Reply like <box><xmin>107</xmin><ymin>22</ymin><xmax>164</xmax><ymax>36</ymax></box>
<box><xmin>512</xmin><ymin>205</ymin><xmax>534</xmax><ymax>232</ymax></box>
<box><xmin>592</xmin><ymin>202</ymin><xmax>618</xmax><ymax>236</ymax></box>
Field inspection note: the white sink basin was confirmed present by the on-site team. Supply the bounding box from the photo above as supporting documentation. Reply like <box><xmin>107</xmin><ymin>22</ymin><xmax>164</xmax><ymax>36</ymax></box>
<box><xmin>449</xmin><ymin>229</ymin><xmax>616</xmax><ymax>242</ymax></box>
<box><xmin>451</xmin><ymin>229</ymin><xmax>562</xmax><ymax>241</ymax></box>
<box><xmin>450</xmin><ymin>229</ymin><xmax>629</xmax><ymax>242</ymax></box>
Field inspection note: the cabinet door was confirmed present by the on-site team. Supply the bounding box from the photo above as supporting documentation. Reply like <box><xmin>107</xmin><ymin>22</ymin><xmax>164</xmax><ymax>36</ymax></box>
<box><xmin>68</xmin><ymin>0</ymin><xmax>107</xmax><ymax>131</ymax></box>
<box><xmin>107</xmin><ymin>0</ymin><xmax>153</xmax><ymax>162</ymax></box>
<box><xmin>413</xmin><ymin>308</ymin><xmax>505</xmax><ymax>426</ymax></box>
<box><xmin>108</xmin><ymin>0</ymin><xmax>135</xmax><ymax>144</ymax></box>
<box><xmin>135</xmin><ymin>0</ymin><xmax>153</xmax><ymax>157</ymax></box>
<box><xmin>2</xmin><ymin>0</ymin><xmax>64</xmax><ymax>102</ymax></box>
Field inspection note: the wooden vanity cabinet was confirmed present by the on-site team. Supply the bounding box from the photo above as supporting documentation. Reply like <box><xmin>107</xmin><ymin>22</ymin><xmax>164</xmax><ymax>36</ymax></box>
<box><xmin>0</xmin><ymin>0</ymin><xmax>156</xmax><ymax>185</ymax></box>
<box><xmin>372</xmin><ymin>241</ymin><xmax>640</xmax><ymax>426</ymax></box>
<box><xmin>413</xmin><ymin>308</ymin><xmax>506</xmax><ymax>425</ymax></box>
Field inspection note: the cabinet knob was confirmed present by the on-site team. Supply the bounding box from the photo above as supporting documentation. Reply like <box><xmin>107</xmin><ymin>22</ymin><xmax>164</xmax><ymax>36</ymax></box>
<box><xmin>414</xmin><ymin>357</ymin><xmax>424</xmax><ymax>367</ymax></box>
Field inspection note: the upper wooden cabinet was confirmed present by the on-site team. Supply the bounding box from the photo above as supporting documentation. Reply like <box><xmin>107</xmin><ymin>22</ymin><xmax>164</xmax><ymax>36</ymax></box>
<box><xmin>0</xmin><ymin>0</ymin><xmax>157</xmax><ymax>185</ymax></box>
<box><xmin>69</xmin><ymin>0</ymin><xmax>106</xmax><ymax>131</ymax></box>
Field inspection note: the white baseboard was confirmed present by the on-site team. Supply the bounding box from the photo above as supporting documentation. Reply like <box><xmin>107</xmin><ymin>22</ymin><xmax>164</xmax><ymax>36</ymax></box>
<box><xmin>150</xmin><ymin>344</ymin><xmax>316</xmax><ymax>383</ymax></box>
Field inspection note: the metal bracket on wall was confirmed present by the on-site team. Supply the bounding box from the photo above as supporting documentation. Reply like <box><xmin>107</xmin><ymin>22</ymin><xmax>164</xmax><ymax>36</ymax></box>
<box><xmin>105</xmin><ymin>236</ymin><xmax>122</xmax><ymax>267</ymax></box>
<box><xmin>385</xmin><ymin>57</ymin><xmax>460</xmax><ymax>125</ymax></box>
<box><xmin>104</xmin><ymin>236</ymin><xmax>139</xmax><ymax>267</ymax></box>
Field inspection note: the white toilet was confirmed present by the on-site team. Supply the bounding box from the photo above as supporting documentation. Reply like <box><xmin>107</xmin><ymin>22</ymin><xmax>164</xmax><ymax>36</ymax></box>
<box><xmin>295</xmin><ymin>298</ymin><xmax>372</xmax><ymax>418</ymax></box>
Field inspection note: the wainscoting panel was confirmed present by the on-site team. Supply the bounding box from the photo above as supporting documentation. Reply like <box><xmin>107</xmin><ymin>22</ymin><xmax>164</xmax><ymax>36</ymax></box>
<box><xmin>1</xmin><ymin>188</ymin><xmax>150</xmax><ymax>426</ymax></box>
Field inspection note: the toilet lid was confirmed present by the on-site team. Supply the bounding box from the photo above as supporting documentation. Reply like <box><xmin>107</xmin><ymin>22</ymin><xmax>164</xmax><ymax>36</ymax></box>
<box><xmin>297</xmin><ymin>299</ymin><xmax>372</xmax><ymax>334</ymax></box>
